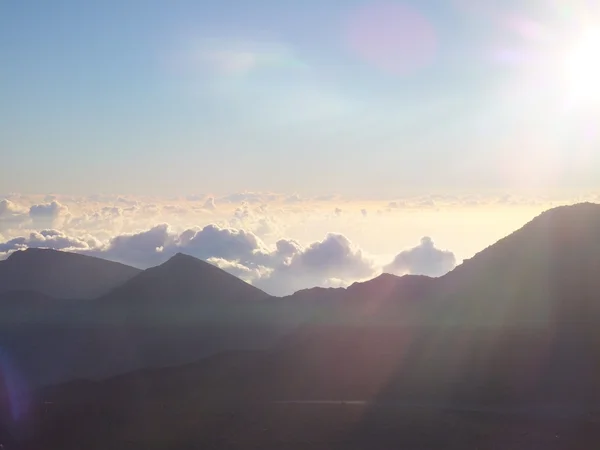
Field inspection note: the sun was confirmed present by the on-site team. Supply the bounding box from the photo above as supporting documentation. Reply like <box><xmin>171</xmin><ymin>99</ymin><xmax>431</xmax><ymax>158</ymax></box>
<box><xmin>563</xmin><ymin>27</ymin><xmax>600</xmax><ymax>105</ymax></box>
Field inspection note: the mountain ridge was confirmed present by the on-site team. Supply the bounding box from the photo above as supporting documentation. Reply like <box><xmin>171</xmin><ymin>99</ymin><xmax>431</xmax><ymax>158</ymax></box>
<box><xmin>2</xmin><ymin>202</ymin><xmax>600</xmax><ymax>389</ymax></box>
<box><xmin>0</xmin><ymin>248</ymin><xmax>141</xmax><ymax>299</ymax></box>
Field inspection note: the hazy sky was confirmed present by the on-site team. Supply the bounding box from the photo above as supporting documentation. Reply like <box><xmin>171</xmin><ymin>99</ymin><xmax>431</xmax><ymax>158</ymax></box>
<box><xmin>3</xmin><ymin>0</ymin><xmax>600</xmax><ymax>196</ymax></box>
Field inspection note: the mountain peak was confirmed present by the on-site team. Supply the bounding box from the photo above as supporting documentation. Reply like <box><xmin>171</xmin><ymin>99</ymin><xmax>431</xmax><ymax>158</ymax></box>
<box><xmin>170</xmin><ymin>252</ymin><xmax>194</xmax><ymax>260</ymax></box>
<box><xmin>533</xmin><ymin>202</ymin><xmax>600</xmax><ymax>224</ymax></box>
<box><xmin>164</xmin><ymin>252</ymin><xmax>204</xmax><ymax>265</ymax></box>
<box><xmin>7</xmin><ymin>247</ymin><xmax>61</xmax><ymax>260</ymax></box>
<box><xmin>102</xmin><ymin>252</ymin><xmax>270</xmax><ymax>305</ymax></box>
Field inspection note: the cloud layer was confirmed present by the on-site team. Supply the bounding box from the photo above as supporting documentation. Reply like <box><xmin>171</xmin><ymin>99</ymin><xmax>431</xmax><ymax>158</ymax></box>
<box><xmin>1</xmin><ymin>191</ymin><xmax>567</xmax><ymax>295</ymax></box>
<box><xmin>79</xmin><ymin>224</ymin><xmax>379</xmax><ymax>295</ymax></box>
<box><xmin>0</xmin><ymin>220</ymin><xmax>455</xmax><ymax>295</ymax></box>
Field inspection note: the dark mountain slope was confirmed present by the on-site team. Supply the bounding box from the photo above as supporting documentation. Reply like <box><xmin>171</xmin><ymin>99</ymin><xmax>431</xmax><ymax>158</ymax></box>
<box><xmin>101</xmin><ymin>252</ymin><xmax>270</xmax><ymax>306</ymax></box>
<box><xmin>0</xmin><ymin>248</ymin><xmax>140</xmax><ymax>299</ymax></box>
<box><xmin>435</xmin><ymin>202</ymin><xmax>600</xmax><ymax>326</ymax></box>
<box><xmin>5</xmin><ymin>204</ymin><xmax>600</xmax><ymax>402</ymax></box>
<box><xmin>7</xmin><ymin>203</ymin><xmax>600</xmax><ymax>449</ymax></box>
<box><xmin>262</xmin><ymin>203</ymin><xmax>600</xmax><ymax>409</ymax></box>
<box><xmin>0</xmin><ymin>290</ymin><xmax>77</xmax><ymax>324</ymax></box>
<box><xmin>0</xmin><ymin>254</ymin><xmax>281</xmax><ymax>387</ymax></box>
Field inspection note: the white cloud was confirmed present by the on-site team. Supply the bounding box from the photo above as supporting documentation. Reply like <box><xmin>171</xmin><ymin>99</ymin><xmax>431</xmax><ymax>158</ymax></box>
<box><xmin>29</xmin><ymin>201</ymin><xmax>70</xmax><ymax>229</ymax></box>
<box><xmin>181</xmin><ymin>224</ymin><xmax>270</xmax><ymax>263</ymax></box>
<box><xmin>0</xmin><ymin>229</ymin><xmax>91</xmax><ymax>254</ymax></box>
<box><xmin>255</xmin><ymin>233</ymin><xmax>376</xmax><ymax>295</ymax></box>
<box><xmin>0</xmin><ymin>199</ymin><xmax>29</xmax><ymax>231</ymax></box>
<box><xmin>1</xmin><ymin>220</ymin><xmax>378</xmax><ymax>295</ymax></box>
<box><xmin>86</xmin><ymin>224</ymin><xmax>175</xmax><ymax>268</ymax></box>
<box><xmin>383</xmin><ymin>236</ymin><xmax>456</xmax><ymax>277</ymax></box>
<box><xmin>1</xmin><ymin>191</ymin><xmax>566</xmax><ymax>294</ymax></box>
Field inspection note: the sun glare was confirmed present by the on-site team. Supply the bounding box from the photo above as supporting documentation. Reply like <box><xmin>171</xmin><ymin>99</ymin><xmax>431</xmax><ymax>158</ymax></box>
<box><xmin>563</xmin><ymin>27</ymin><xmax>600</xmax><ymax>105</ymax></box>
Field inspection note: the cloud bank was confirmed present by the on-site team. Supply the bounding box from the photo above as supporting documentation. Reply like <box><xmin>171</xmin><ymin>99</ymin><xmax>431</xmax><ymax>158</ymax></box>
<box><xmin>0</xmin><ymin>222</ymin><xmax>456</xmax><ymax>295</ymax></box>
<box><xmin>3</xmin><ymin>191</ymin><xmax>565</xmax><ymax>294</ymax></box>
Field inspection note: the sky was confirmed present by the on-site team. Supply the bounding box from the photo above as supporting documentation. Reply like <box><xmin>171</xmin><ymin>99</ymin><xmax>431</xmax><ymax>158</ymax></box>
<box><xmin>2</xmin><ymin>1</ymin><xmax>600</xmax><ymax>294</ymax></box>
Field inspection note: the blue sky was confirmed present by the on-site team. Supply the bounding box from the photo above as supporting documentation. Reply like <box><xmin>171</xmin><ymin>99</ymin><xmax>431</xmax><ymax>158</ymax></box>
<box><xmin>2</xmin><ymin>0</ymin><xmax>600</xmax><ymax>196</ymax></box>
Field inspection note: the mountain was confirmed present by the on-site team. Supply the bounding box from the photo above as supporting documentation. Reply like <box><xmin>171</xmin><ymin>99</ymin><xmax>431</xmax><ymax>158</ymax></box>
<box><xmin>427</xmin><ymin>202</ymin><xmax>600</xmax><ymax>327</ymax></box>
<box><xmin>6</xmin><ymin>203</ymin><xmax>600</xmax><ymax>449</ymax></box>
<box><xmin>0</xmin><ymin>248</ymin><xmax>141</xmax><ymax>299</ymax></box>
<box><xmin>99</xmin><ymin>252</ymin><xmax>270</xmax><ymax>308</ymax></box>
<box><xmin>0</xmin><ymin>253</ymin><xmax>283</xmax><ymax>387</ymax></box>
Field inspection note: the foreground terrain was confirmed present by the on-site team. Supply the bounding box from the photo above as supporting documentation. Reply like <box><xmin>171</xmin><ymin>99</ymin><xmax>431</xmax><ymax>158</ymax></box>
<box><xmin>3</xmin><ymin>203</ymin><xmax>600</xmax><ymax>448</ymax></box>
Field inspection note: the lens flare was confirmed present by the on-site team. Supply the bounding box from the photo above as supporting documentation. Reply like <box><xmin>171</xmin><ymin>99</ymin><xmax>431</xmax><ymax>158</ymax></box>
<box><xmin>344</xmin><ymin>2</ymin><xmax>437</xmax><ymax>75</ymax></box>
<box><xmin>0</xmin><ymin>349</ymin><xmax>30</xmax><ymax>421</ymax></box>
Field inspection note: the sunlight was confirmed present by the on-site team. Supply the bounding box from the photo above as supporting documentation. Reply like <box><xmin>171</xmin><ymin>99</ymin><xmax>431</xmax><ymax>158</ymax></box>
<box><xmin>563</xmin><ymin>27</ymin><xmax>600</xmax><ymax>106</ymax></box>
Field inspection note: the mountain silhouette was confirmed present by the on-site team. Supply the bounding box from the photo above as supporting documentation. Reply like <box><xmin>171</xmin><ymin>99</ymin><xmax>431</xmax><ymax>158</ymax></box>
<box><xmin>436</xmin><ymin>202</ymin><xmax>600</xmax><ymax>326</ymax></box>
<box><xmin>0</xmin><ymin>252</ymin><xmax>281</xmax><ymax>387</ymax></box>
<box><xmin>5</xmin><ymin>203</ymin><xmax>600</xmax><ymax>449</ymax></box>
<box><xmin>99</xmin><ymin>252</ymin><xmax>270</xmax><ymax>308</ymax></box>
<box><xmin>0</xmin><ymin>248</ymin><xmax>140</xmax><ymax>299</ymax></box>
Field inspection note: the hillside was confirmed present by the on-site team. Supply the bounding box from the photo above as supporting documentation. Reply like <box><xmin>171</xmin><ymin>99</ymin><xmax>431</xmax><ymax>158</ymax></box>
<box><xmin>0</xmin><ymin>248</ymin><xmax>140</xmax><ymax>299</ymax></box>
<box><xmin>4</xmin><ymin>203</ymin><xmax>600</xmax><ymax>449</ymax></box>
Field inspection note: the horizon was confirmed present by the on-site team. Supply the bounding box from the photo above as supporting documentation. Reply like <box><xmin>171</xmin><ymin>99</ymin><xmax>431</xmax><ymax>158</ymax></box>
<box><xmin>2</xmin><ymin>200</ymin><xmax>598</xmax><ymax>296</ymax></box>
<box><xmin>3</xmin><ymin>1</ymin><xmax>600</xmax><ymax>295</ymax></box>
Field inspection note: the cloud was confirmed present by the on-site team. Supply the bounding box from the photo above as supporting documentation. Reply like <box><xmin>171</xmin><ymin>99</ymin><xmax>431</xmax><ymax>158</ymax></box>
<box><xmin>0</xmin><ymin>199</ymin><xmax>29</xmax><ymax>231</ymax></box>
<box><xmin>0</xmin><ymin>193</ymin><xmax>477</xmax><ymax>294</ymax></box>
<box><xmin>0</xmin><ymin>229</ymin><xmax>92</xmax><ymax>254</ymax></box>
<box><xmin>29</xmin><ymin>201</ymin><xmax>70</xmax><ymax>228</ymax></box>
<box><xmin>220</xmin><ymin>192</ymin><xmax>278</xmax><ymax>204</ymax></box>
<box><xmin>203</xmin><ymin>197</ymin><xmax>216</xmax><ymax>210</ymax></box>
<box><xmin>86</xmin><ymin>224</ymin><xmax>175</xmax><ymax>268</ymax></box>
<box><xmin>181</xmin><ymin>224</ymin><xmax>270</xmax><ymax>263</ymax></box>
<box><xmin>255</xmin><ymin>233</ymin><xmax>376</xmax><ymax>295</ymax></box>
<box><xmin>207</xmin><ymin>257</ymin><xmax>269</xmax><ymax>283</ymax></box>
<box><xmin>383</xmin><ymin>236</ymin><xmax>456</xmax><ymax>277</ymax></box>
<box><xmin>53</xmin><ymin>222</ymin><xmax>375</xmax><ymax>295</ymax></box>
<box><xmin>284</xmin><ymin>194</ymin><xmax>303</xmax><ymax>204</ymax></box>
<box><xmin>81</xmin><ymin>223</ymin><xmax>271</xmax><ymax>270</ymax></box>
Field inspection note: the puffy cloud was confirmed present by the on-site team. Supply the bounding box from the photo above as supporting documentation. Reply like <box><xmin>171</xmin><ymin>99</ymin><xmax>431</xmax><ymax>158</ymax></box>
<box><xmin>0</xmin><ymin>199</ymin><xmax>24</xmax><ymax>216</ymax></box>
<box><xmin>255</xmin><ymin>233</ymin><xmax>376</xmax><ymax>295</ymax></box>
<box><xmin>295</xmin><ymin>234</ymin><xmax>372</xmax><ymax>276</ymax></box>
<box><xmin>0</xmin><ymin>218</ymin><xmax>458</xmax><ymax>295</ymax></box>
<box><xmin>181</xmin><ymin>224</ymin><xmax>269</xmax><ymax>263</ymax></box>
<box><xmin>383</xmin><ymin>236</ymin><xmax>456</xmax><ymax>277</ymax></box>
<box><xmin>0</xmin><ymin>199</ymin><xmax>29</xmax><ymax>230</ymax></box>
<box><xmin>0</xmin><ymin>193</ymin><xmax>472</xmax><ymax>294</ymax></box>
<box><xmin>29</xmin><ymin>201</ymin><xmax>68</xmax><ymax>219</ymax></box>
<box><xmin>43</xmin><ymin>222</ymin><xmax>374</xmax><ymax>295</ymax></box>
<box><xmin>29</xmin><ymin>201</ymin><xmax>70</xmax><ymax>228</ymax></box>
<box><xmin>80</xmin><ymin>223</ymin><xmax>271</xmax><ymax>270</ymax></box>
<box><xmin>87</xmin><ymin>224</ymin><xmax>174</xmax><ymax>268</ymax></box>
<box><xmin>0</xmin><ymin>229</ymin><xmax>91</xmax><ymax>254</ymax></box>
